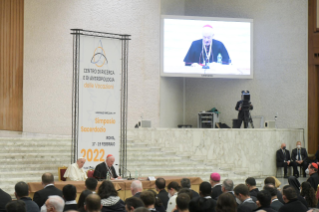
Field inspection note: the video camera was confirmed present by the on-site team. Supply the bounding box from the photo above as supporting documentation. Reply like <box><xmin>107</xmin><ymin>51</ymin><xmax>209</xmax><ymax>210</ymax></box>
<box><xmin>240</xmin><ymin>90</ymin><xmax>251</xmax><ymax>111</ymax></box>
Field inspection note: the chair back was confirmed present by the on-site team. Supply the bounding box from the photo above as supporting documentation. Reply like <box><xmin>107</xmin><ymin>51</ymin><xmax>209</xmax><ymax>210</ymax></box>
<box><xmin>87</xmin><ymin>169</ymin><xmax>95</xmax><ymax>178</ymax></box>
<box><xmin>58</xmin><ymin>166</ymin><xmax>67</xmax><ymax>181</ymax></box>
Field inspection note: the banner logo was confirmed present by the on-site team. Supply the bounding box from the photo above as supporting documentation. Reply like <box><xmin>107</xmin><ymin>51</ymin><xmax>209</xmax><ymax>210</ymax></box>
<box><xmin>91</xmin><ymin>40</ymin><xmax>108</xmax><ymax>67</ymax></box>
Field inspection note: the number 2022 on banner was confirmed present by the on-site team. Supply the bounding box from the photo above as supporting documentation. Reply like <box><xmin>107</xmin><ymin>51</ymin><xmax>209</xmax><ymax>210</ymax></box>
<box><xmin>81</xmin><ymin>149</ymin><xmax>105</xmax><ymax>162</ymax></box>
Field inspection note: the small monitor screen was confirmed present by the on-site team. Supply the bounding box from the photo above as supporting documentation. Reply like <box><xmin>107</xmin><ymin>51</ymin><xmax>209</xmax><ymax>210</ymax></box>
<box><xmin>161</xmin><ymin>16</ymin><xmax>253</xmax><ymax>78</ymax></box>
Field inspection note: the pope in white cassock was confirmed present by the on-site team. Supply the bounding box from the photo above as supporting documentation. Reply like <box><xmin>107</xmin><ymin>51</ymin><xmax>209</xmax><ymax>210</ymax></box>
<box><xmin>64</xmin><ymin>157</ymin><xmax>88</xmax><ymax>181</ymax></box>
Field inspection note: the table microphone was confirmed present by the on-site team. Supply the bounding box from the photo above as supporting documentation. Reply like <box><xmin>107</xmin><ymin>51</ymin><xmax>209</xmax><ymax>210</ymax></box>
<box><xmin>115</xmin><ymin>164</ymin><xmax>134</xmax><ymax>180</ymax></box>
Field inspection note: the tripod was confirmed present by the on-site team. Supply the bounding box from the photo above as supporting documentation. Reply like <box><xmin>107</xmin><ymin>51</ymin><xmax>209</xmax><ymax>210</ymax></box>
<box><xmin>242</xmin><ymin>110</ymin><xmax>254</xmax><ymax>128</ymax></box>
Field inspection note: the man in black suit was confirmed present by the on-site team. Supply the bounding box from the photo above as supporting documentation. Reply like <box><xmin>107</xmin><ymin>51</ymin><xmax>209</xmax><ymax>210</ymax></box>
<box><xmin>276</xmin><ymin>143</ymin><xmax>298</xmax><ymax>178</ymax></box>
<box><xmin>0</xmin><ymin>186</ymin><xmax>12</xmax><ymax>211</ymax></box>
<box><xmin>62</xmin><ymin>184</ymin><xmax>77</xmax><ymax>212</ymax></box>
<box><xmin>181</xmin><ymin>178</ymin><xmax>199</xmax><ymax>199</ymax></box>
<box><xmin>263</xmin><ymin>184</ymin><xmax>283</xmax><ymax>211</ymax></box>
<box><xmin>210</xmin><ymin>173</ymin><xmax>222</xmax><ymax>200</ymax></box>
<box><xmin>189</xmin><ymin>182</ymin><xmax>216</xmax><ymax>212</ymax></box>
<box><xmin>184</xmin><ymin>25</ymin><xmax>230</xmax><ymax>66</ymax></box>
<box><xmin>279</xmin><ymin>185</ymin><xmax>307</xmax><ymax>212</ymax></box>
<box><xmin>176</xmin><ymin>193</ymin><xmax>190</xmax><ymax>212</ymax></box>
<box><xmin>255</xmin><ymin>190</ymin><xmax>276</xmax><ymax>212</ymax></box>
<box><xmin>33</xmin><ymin>172</ymin><xmax>63</xmax><ymax>209</ymax></box>
<box><xmin>291</xmin><ymin>141</ymin><xmax>308</xmax><ymax>177</ymax></box>
<box><xmin>245</xmin><ymin>177</ymin><xmax>258</xmax><ymax>198</ymax></box>
<box><xmin>93</xmin><ymin>154</ymin><xmax>121</xmax><ymax>180</ymax></box>
<box><xmin>14</xmin><ymin>181</ymin><xmax>39</xmax><ymax>212</ymax></box>
<box><xmin>307</xmin><ymin>163</ymin><xmax>319</xmax><ymax>192</ymax></box>
<box><xmin>130</xmin><ymin>180</ymin><xmax>143</xmax><ymax>198</ymax></box>
<box><xmin>155</xmin><ymin>178</ymin><xmax>169</xmax><ymax>210</ymax></box>
<box><xmin>124</xmin><ymin>197</ymin><xmax>145</xmax><ymax>212</ymax></box>
<box><xmin>6</xmin><ymin>200</ymin><xmax>26</xmax><ymax>212</ymax></box>
<box><xmin>234</xmin><ymin>184</ymin><xmax>257</xmax><ymax>212</ymax></box>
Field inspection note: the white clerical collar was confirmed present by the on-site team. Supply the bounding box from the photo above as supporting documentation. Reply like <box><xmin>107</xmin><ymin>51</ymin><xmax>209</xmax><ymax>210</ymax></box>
<box><xmin>205</xmin><ymin>196</ymin><xmax>211</xmax><ymax>199</ymax></box>
<box><xmin>65</xmin><ymin>200</ymin><xmax>77</xmax><ymax>205</ymax></box>
<box><xmin>272</xmin><ymin>198</ymin><xmax>278</xmax><ymax>203</ymax></box>
<box><xmin>213</xmin><ymin>183</ymin><xmax>221</xmax><ymax>188</ymax></box>
<box><xmin>44</xmin><ymin>184</ymin><xmax>54</xmax><ymax>188</ymax></box>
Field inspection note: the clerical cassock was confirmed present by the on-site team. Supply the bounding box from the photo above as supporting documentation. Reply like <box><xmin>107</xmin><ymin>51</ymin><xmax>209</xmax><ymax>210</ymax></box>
<box><xmin>93</xmin><ymin>162</ymin><xmax>118</xmax><ymax>180</ymax></box>
<box><xmin>184</xmin><ymin>39</ymin><xmax>230</xmax><ymax>66</ymax></box>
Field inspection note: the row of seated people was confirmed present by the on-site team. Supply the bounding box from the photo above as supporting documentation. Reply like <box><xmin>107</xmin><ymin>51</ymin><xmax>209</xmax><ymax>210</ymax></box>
<box><xmin>2</xmin><ymin>169</ymin><xmax>319</xmax><ymax>212</ymax></box>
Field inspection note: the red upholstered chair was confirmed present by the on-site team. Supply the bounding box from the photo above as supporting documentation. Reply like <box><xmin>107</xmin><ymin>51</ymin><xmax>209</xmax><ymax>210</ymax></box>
<box><xmin>58</xmin><ymin>166</ymin><xmax>67</xmax><ymax>181</ymax></box>
<box><xmin>87</xmin><ymin>169</ymin><xmax>94</xmax><ymax>178</ymax></box>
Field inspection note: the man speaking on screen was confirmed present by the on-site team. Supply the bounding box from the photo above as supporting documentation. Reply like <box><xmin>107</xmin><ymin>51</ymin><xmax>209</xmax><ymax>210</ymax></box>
<box><xmin>184</xmin><ymin>25</ymin><xmax>230</xmax><ymax>67</ymax></box>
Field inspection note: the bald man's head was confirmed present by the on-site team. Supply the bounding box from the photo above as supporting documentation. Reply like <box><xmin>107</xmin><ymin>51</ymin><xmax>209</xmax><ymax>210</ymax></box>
<box><xmin>106</xmin><ymin>156</ymin><xmax>115</xmax><ymax>167</ymax></box>
<box><xmin>281</xmin><ymin>143</ymin><xmax>286</xmax><ymax>150</ymax></box>
<box><xmin>202</xmin><ymin>25</ymin><xmax>214</xmax><ymax>46</ymax></box>
<box><xmin>85</xmin><ymin>194</ymin><xmax>101</xmax><ymax>212</ymax></box>
<box><xmin>42</xmin><ymin>172</ymin><xmax>54</xmax><ymax>185</ymax></box>
<box><xmin>131</xmin><ymin>180</ymin><xmax>143</xmax><ymax>195</ymax></box>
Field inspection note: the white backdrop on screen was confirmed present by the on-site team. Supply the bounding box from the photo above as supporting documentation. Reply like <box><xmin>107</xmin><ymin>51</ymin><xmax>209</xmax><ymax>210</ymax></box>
<box><xmin>162</xmin><ymin>16</ymin><xmax>252</xmax><ymax>78</ymax></box>
<box><xmin>78</xmin><ymin>35</ymin><xmax>121</xmax><ymax>172</ymax></box>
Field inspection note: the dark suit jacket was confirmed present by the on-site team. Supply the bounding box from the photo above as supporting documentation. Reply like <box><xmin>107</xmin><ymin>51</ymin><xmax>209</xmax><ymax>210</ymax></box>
<box><xmin>93</xmin><ymin>162</ymin><xmax>118</xmax><ymax>179</ymax></box>
<box><xmin>249</xmin><ymin>188</ymin><xmax>259</xmax><ymax>198</ymax></box>
<box><xmin>278</xmin><ymin>199</ymin><xmax>307</xmax><ymax>212</ymax></box>
<box><xmin>211</xmin><ymin>184</ymin><xmax>222</xmax><ymax>200</ymax></box>
<box><xmin>291</xmin><ymin>148</ymin><xmax>308</xmax><ymax>162</ymax></box>
<box><xmin>277</xmin><ymin>190</ymin><xmax>284</xmax><ymax>204</ymax></box>
<box><xmin>20</xmin><ymin>197</ymin><xmax>40</xmax><ymax>212</ymax></box>
<box><xmin>184</xmin><ymin>39</ymin><xmax>230</xmax><ymax>65</ymax></box>
<box><xmin>189</xmin><ymin>196</ymin><xmax>216</xmax><ymax>212</ymax></box>
<box><xmin>254</xmin><ymin>206</ymin><xmax>276</xmax><ymax>212</ymax></box>
<box><xmin>191</xmin><ymin>189</ymin><xmax>200</xmax><ymax>199</ymax></box>
<box><xmin>237</xmin><ymin>200</ymin><xmax>257</xmax><ymax>212</ymax></box>
<box><xmin>0</xmin><ymin>189</ymin><xmax>12</xmax><ymax>211</ymax></box>
<box><xmin>307</xmin><ymin>172</ymin><xmax>319</xmax><ymax>192</ymax></box>
<box><xmin>134</xmin><ymin>192</ymin><xmax>141</xmax><ymax>198</ymax></box>
<box><xmin>157</xmin><ymin>189</ymin><xmax>169</xmax><ymax>210</ymax></box>
<box><xmin>276</xmin><ymin>149</ymin><xmax>291</xmax><ymax>166</ymax></box>
<box><xmin>270</xmin><ymin>199</ymin><xmax>283</xmax><ymax>212</ymax></box>
<box><xmin>33</xmin><ymin>185</ymin><xmax>63</xmax><ymax>208</ymax></box>
<box><xmin>63</xmin><ymin>204</ymin><xmax>78</xmax><ymax>212</ymax></box>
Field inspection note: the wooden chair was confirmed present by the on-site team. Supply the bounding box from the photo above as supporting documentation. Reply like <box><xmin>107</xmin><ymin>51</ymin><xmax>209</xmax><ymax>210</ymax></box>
<box><xmin>87</xmin><ymin>169</ymin><xmax>95</xmax><ymax>178</ymax></box>
<box><xmin>58</xmin><ymin>166</ymin><xmax>68</xmax><ymax>181</ymax></box>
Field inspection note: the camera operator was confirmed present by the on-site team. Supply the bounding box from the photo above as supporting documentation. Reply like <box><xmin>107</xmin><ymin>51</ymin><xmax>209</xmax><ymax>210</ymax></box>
<box><xmin>235</xmin><ymin>90</ymin><xmax>253</xmax><ymax>128</ymax></box>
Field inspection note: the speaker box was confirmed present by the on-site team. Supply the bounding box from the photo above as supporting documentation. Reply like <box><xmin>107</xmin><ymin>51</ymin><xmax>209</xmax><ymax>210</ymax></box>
<box><xmin>264</xmin><ymin>120</ymin><xmax>275</xmax><ymax>128</ymax></box>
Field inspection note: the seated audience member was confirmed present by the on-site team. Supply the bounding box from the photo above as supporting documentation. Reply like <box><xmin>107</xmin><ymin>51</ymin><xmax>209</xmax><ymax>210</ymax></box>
<box><xmin>263</xmin><ymin>184</ymin><xmax>283</xmax><ymax>211</ymax></box>
<box><xmin>176</xmin><ymin>193</ymin><xmax>190</xmax><ymax>212</ymax></box>
<box><xmin>155</xmin><ymin>178</ymin><xmax>169</xmax><ymax>210</ymax></box>
<box><xmin>245</xmin><ymin>177</ymin><xmax>258</xmax><ymax>198</ymax></box>
<box><xmin>233</xmin><ymin>184</ymin><xmax>257</xmax><ymax>212</ymax></box>
<box><xmin>300</xmin><ymin>182</ymin><xmax>317</xmax><ymax>208</ymax></box>
<box><xmin>276</xmin><ymin>143</ymin><xmax>298</xmax><ymax>178</ymax></box>
<box><xmin>62</xmin><ymin>184</ymin><xmax>77</xmax><ymax>212</ymax></box>
<box><xmin>181</xmin><ymin>178</ymin><xmax>199</xmax><ymax>199</ymax></box>
<box><xmin>221</xmin><ymin>179</ymin><xmax>234</xmax><ymax>196</ymax></box>
<box><xmin>167</xmin><ymin>181</ymin><xmax>181</xmax><ymax>212</ymax></box>
<box><xmin>131</xmin><ymin>180</ymin><xmax>143</xmax><ymax>198</ymax></box>
<box><xmin>133</xmin><ymin>208</ymin><xmax>150</xmax><ymax>212</ymax></box>
<box><xmin>6</xmin><ymin>200</ymin><xmax>26</xmax><ymax>212</ymax></box>
<box><xmin>85</xmin><ymin>194</ymin><xmax>102</xmax><ymax>212</ymax></box>
<box><xmin>77</xmin><ymin>190</ymin><xmax>93</xmax><ymax>212</ymax></box>
<box><xmin>148</xmin><ymin>190</ymin><xmax>165</xmax><ymax>212</ymax></box>
<box><xmin>306</xmin><ymin>163</ymin><xmax>319</xmax><ymax>192</ymax></box>
<box><xmin>63</xmin><ymin>157</ymin><xmax>88</xmax><ymax>181</ymax></box>
<box><xmin>215</xmin><ymin>192</ymin><xmax>237</xmax><ymax>212</ymax></box>
<box><xmin>288</xmin><ymin>176</ymin><xmax>308</xmax><ymax>208</ymax></box>
<box><xmin>14</xmin><ymin>181</ymin><xmax>39</xmax><ymax>212</ymax></box>
<box><xmin>33</xmin><ymin>173</ymin><xmax>63</xmax><ymax>209</ymax></box>
<box><xmin>85</xmin><ymin>178</ymin><xmax>98</xmax><ymax>193</ymax></box>
<box><xmin>291</xmin><ymin>141</ymin><xmax>308</xmax><ymax>177</ymax></box>
<box><xmin>98</xmin><ymin>180</ymin><xmax>125</xmax><ymax>212</ymax></box>
<box><xmin>255</xmin><ymin>190</ymin><xmax>276</xmax><ymax>212</ymax></box>
<box><xmin>45</xmin><ymin>196</ymin><xmax>65</xmax><ymax>212</ymax></box>
<box><xmin>0</xmin><ymin>186</ymin><xmax>12</xmax><ymax>212</ymax></box>
<box><xmin>264</xmin><ymin>177</ymin><xmax>284</xmax><ymax>204</ymax></box>
<box><xmin>210</xmin><ymin>173</ymin><xmax>222</xmax><ymax>200</ymax></box>
<box><xmin>140</xmin><ymin>191</ymin><xmax>157</xmax><ymax>212</ymax></box>
<box><xmin>189</xmin><ymin>182</ymin><xmax>216</xmax><ymax>212</ymax></box>
<box><xmin>125</xmin><ymin>197</ymin><xmax>145</xmax><ymax>212</ymax></box>
<box><xmin>279</xmin><ymin>185</ymin><xmax>307</xmax><ymax>212</ymax></box>
<box><xmin>178</xmin><ymin>188</ymin><xmax>193</xmax><ymax>200</ymax></box>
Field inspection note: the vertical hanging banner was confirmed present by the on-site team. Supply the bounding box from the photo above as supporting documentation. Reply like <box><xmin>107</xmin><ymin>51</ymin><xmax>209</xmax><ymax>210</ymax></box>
<box><xmin>71</xmin><ymin>30</ymin><xmax>130</xmax><ymax>175</ymax></box>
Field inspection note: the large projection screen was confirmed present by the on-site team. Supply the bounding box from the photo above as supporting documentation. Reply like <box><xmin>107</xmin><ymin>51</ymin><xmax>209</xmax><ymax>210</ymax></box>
<box><xmin>161</xmin><ymin>15</ymin><xmax>253</xmax><ymax>79</ymax></box>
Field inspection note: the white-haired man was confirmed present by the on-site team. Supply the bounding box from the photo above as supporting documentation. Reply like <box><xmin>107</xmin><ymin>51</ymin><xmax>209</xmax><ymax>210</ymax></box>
<box><xmin>44</xmin><ymin>195</ymin><xmax>65</xmax><ymax>212</ymax></box>
<box><xmin>93</xmin><ymin>154</ymin><xmax>122</xmax><ymax>180</ymax></box>
<box><xmin>130</xmin><ymin>180</ymin><xmax>143</xmax><ymax>198</ymax></box>
<box><xmin>63</xmin><ymin>157</ymin><xmax>88</xmax><ymax>181</ymax></box>
<box><xmin>184</xmin><ymin>25</ymin><xmax>230</xmax><ymax>66</ymax></box>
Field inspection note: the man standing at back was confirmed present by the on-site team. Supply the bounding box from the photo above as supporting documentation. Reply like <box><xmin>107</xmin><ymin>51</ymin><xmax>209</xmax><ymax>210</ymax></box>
<box><xmin>33</xmin><ymin>172</ymin><xmax>63</xmax><ymax>209</ymax></box>
<box><xmin>210</xmin><ymin>173</ymin><xmax>222</xmax><ymax>200</ymax></box>
<box><xmin>155</xmin><ymin>178</ymin><xmax>169</xmax><ymax>209</ymax></box>
<box><xmin>15</xmin><ymin>181</ymin><xmax>39</xmax><ymax>212</ymax></box>
<box><xmin>291</xmin><ymin>141</ymin><xmax>308</xmax><ymax>177</ymax></box>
